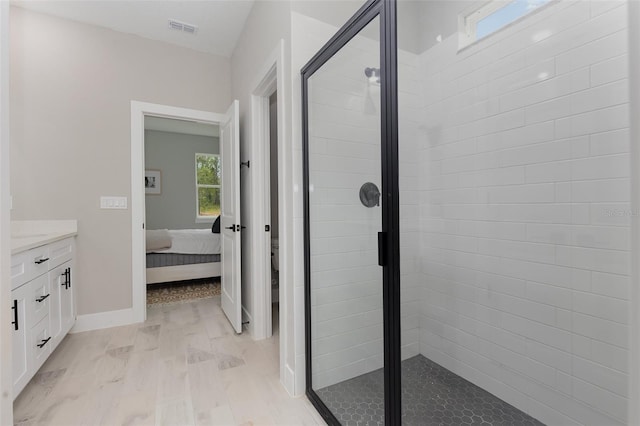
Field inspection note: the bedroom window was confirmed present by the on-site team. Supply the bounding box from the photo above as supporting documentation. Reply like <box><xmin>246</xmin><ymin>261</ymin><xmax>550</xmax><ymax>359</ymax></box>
<box><xmin>459</xmin><ymin>0</ymin><xmax>552</xmax><ymax>49</ymax></box>
<box><xmin>195</xmin><ymin>153</ymin><xmax>221</xmax><ymax>220</ymax></box>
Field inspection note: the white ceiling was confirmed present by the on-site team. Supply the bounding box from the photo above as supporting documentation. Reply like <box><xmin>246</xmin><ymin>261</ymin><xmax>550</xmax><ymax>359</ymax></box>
<box><xmin>145</xmin><ymin>116</ymin><xmax>219</xmax><ymax>138</ymax></box>
<box><xmin>12</xmin><ymin>0</ymin><xmax>255</xmax><ymax>57</ymax></box>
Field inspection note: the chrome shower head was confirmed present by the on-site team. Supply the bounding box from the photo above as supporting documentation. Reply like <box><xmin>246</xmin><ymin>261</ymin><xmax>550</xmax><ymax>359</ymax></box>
<box><xmin>364</xmin><ymin>67</ymin><xmax>380</xmax><ymax>84</ymax></box>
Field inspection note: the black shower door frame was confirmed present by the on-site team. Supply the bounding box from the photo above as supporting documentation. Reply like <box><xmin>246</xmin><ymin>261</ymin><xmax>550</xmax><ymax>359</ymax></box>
<box><xmin>301</xmin><ymin>0</ymin><xmax>401</xmax><ymax>424</ymax></box>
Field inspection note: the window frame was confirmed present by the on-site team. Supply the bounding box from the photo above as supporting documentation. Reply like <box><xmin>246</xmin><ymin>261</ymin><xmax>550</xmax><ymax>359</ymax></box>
<box><xmin>194</xmin><ymin>152</ymin><xmax>221</xmax><ymax>222</ymax></box>
<box><xmin>458</xmin><ymin>0</ymin><xmax>552</xmax><ymax>50</ymax></box>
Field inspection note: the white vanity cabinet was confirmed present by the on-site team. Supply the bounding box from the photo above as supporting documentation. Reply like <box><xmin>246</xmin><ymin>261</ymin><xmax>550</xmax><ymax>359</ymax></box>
<box><xmin>10</xmin><ymin>236</ymin><xmax>76</xmax><ymax>398</ymax></box>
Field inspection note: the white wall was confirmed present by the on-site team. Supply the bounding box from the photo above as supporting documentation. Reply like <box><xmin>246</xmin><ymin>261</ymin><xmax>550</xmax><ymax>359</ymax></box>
<box><xmin>144</xmin><ymin>130</ymin><xmax>219</xmax><ymax>230</ymax></box>
<box><xmin>411</xmin><ymin>1</ymin><xmax>630</xmax><ymax>424</ymax></box>
<box><xmin>9</xmin><ymin>7</ymin><xmax>231</xmax><ymax>316</ymax></box>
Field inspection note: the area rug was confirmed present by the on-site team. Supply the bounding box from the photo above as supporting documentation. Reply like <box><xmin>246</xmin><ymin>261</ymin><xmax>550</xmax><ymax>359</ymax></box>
<box><xmin>147</xmin><ymin>279</ymin><xmax>221</xmax><ymax>305</ymax></box>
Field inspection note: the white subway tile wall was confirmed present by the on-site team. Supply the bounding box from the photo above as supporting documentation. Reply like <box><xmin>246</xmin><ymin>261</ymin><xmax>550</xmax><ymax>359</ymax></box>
<box><xmin>308</xmin><ymin>18</ymin><xmax>385</xmax><ymax>390</ymax></box>
<box><xmin>307</xmin><ymin>18</ymin><xmax>424</xmax><ymax>390</ymax></box>
<box><xmin>406</xmin><ymin>1</ymin><xmax>630</xmax><ymax>425</ymax></box>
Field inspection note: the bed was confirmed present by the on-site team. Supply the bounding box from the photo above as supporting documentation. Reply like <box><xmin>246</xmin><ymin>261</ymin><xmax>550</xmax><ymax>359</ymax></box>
<box><xmin>145</xmin><ymin>228</ymin><xmax>221</xmax><ymax>285</ymax></box>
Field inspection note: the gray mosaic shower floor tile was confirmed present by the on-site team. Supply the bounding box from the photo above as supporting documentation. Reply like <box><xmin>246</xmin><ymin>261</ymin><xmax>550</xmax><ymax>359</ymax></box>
<box><xmin>315</xmin><ymin>355</ymin><xmax>544</xmax><ymax>426</ymax></box>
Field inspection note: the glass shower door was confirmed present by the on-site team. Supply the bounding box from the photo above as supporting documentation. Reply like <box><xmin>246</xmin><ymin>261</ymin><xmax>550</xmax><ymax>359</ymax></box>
<box><xmin>304</xmin><ymin>14</ymin><xmax>386</xmax><ymax>425</ymax></box>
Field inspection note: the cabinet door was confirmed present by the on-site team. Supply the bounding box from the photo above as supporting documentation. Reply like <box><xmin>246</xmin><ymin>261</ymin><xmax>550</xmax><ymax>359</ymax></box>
<box><xmin>59</xmin><ymin>263</ymin><xmax>75</xmax><ymax>336</ymax></box>
<box><xmin>49</xmin><ymin>264</ymin><xmax>64</xmax><ymax>348</ymax></box>
<box><xmin>12</xmin><ymin>284</ymin><xmax>30</xmax><ymax>397</ymax></box>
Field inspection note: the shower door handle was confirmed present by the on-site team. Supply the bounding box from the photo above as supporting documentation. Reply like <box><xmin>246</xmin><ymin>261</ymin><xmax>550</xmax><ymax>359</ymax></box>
<box><xmin>378</xmin><ymin>232</ymin><xmax>387</xmax><ymax>267</ymax></box>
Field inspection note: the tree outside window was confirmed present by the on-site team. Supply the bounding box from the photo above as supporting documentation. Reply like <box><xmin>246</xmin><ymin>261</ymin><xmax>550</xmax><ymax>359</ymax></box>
<box><xmin>196</xmin><ymin>153</ymin><xmax>221</xmax><ymax>219</ymax></box>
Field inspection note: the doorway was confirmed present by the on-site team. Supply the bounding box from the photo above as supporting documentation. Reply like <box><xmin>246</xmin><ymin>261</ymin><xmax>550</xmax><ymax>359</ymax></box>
<box><xmin>142</xmin><ymin>116</ymin><xmax>221</xmax><ymax>305</ymax></box>
<box><xmin>267</xmin><ymin>92</ymin><xmax>280</xmax><ymax>338</ymax></box>
<box><xmin>130</xmin><ymin>101</ymin><xmax>242</xmax><ymax>332</ymax></box>
<box><xmin>245</xmin><ymin>40</ymin><xmax>291</xmax><ymax>393</ymax></box>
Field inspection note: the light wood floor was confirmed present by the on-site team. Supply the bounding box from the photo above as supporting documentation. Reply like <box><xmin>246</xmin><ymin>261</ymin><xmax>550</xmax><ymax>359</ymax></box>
<box><xmin>13</xmin><ymin>296</ymin><xmax>324</xmax><ymax>426</ymax></box>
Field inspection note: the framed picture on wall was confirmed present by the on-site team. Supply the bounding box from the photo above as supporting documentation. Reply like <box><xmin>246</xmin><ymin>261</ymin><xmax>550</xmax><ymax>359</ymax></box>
<box><xmin>145</xmin><ymin>169</ymin><xmax>162</xmax><ymax>195</ymax></box>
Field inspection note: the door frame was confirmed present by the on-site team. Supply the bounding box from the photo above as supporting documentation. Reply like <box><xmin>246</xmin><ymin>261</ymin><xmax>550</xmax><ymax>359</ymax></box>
<box><xmin>629</xmin><ymin>2</ymin><xmax>640</xmax><ymax>424</ymax></box>
<box><xmin>249</xmin><ymin>40</ymin><xmax>285</xmax><ymax>341</ymax></box>
<box><xmin>130</xmin><ymin>101</ymin><xmax>225</xmax><ymax>323</ymax></box>
<box><xmin>0</xmin><ymin>1</ymin><xmax>12</xmax><ymax>423</ymax></box>
<box><xmin>247</xmin><ymin>40</ymin><xmax>290</xmax><ymax>390</ymax></box>
<box><xmin>301</xmin><ymin>0</ymin><xmax>400</xmax><ymax>424</ymax></box>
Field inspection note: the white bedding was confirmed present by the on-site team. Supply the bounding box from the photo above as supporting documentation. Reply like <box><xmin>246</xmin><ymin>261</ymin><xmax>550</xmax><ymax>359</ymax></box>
<box><xmin>151</xmin><ymin>229</ymin><xmax>221</xmax><ymax>255</ymax></box>
<box><xmin>145</xmin><ymin>229</ymin><xmax>172</xmax><ymax>252</ymax></box>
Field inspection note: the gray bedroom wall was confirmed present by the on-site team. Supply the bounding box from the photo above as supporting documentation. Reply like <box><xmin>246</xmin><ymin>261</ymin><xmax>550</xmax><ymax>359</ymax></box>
<box><xmin>144</xmin><ymin>129</ymin><xmax>219</xmax><ymax>230</ymax></box>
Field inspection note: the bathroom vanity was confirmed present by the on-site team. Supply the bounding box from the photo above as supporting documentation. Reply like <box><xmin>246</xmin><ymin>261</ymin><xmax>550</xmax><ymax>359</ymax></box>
<box><xmin>10</xmin><ymin>220</ymin><xmax>77</xmax><ymax>397</ymax></box>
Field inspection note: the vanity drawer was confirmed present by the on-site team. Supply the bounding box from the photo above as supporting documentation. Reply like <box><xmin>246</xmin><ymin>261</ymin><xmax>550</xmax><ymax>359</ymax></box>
<box><xmin>29</xmin><ymin>316</ymin><xmax>51</xmax><ymax>373</ymax></box>
<box><xmin>29</xmin><ymin>245</ymin><xmax>51</xmax><ymax>279</ymax></box>
<box><xmin>48</xmin><ymin>238</ymin><xmax>74</xmax><ymax>269</ymax></box>
<box><xmin>11</xmin><ymin>245</ymin><xmax>51</xmax><ymax>290</ymax></box>
<box><xmin>11</xmin><ymin>251</ymin><xmax>31</xmax><ymax>290</ymax></box>
<box><xmin>27</xmin><ymin>274</ymin><xmax>50</xmax><ymax>328</ymax></box>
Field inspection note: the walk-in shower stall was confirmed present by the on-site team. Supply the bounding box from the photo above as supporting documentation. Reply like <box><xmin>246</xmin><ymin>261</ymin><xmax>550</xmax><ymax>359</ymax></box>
<box><xmin>303</xmin><ymin>0</ymin><xmax>631</xmax><ymax>424</ymax></box>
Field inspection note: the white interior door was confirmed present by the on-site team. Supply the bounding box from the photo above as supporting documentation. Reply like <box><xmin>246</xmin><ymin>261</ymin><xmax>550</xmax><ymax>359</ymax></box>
<box><xmin>220</xmin><ymin>100</ymin><xmax>242</xmax><ymax>333</ymax></box>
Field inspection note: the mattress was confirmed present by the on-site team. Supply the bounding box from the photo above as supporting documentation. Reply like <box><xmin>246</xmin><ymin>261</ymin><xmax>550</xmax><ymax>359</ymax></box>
<box><xmin>149</xmin><ymin>229</ymin><xmax>221</xmax><ymax>255</ymax></box>
<box><xmin>146</xmin><ymin>253</ymin><xmax>221</xmax><ymax>268</ymax></box>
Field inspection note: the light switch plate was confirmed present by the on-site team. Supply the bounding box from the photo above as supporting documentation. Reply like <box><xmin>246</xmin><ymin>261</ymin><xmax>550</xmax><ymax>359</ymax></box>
<box><xmin>100</xmin><ymin>196</ymin><xmax>128</xmax><ymax>209</ymax></box>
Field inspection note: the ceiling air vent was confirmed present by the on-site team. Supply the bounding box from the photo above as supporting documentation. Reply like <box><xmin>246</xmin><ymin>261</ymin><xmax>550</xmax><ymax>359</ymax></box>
<box><xmin>168</xmin><ymin>19</ymin><xmax>198</xmax><ymax>35</ymax></box>
<box><xmin>182</xmin><ymin>24</ymin><xmax>197</xmax><ymax>34</ymax></box>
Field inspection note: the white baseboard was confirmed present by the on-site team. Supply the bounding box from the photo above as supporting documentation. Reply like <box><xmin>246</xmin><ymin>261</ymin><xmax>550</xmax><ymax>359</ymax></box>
<box><xmin>70</xmin><ymin>308</ymin><xmax>138</xmax><ymax>333</ymax></box>
<box><xmin>284</xmin><ymin>363</ymin><xmax>297</xmax><ymax>397</ymax></box>
<box><xmin>294</xmin><ymin>353</ymin><xmax>308</xmax><ymax>397</ymax></box>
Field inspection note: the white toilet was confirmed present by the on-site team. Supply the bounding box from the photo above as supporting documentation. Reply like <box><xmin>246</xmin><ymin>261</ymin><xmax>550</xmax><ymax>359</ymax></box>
<box><xmin>271</xmin><ymin>237</ymin><xmax>279</xmax><ymax>303</ymax></box>
<box><xmin>271</xmin><ymin>237</ymin><xmax>279</xmax><ymax>271</ymax></box>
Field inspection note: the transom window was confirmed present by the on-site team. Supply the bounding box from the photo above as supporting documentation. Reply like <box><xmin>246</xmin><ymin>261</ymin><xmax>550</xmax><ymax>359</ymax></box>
<box><xmin>459</xmin><ymin>0</ymin><xmax>552</xmax><ymax>49</ymax></box>
<box><xmin>195</xmin><ymin>153</ymin><xmax>221</xmax><ymax>220</ymax></box>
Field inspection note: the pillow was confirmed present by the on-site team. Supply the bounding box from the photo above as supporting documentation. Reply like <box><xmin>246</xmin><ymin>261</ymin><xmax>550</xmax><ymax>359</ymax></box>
<box><xmin>146</xmin><ymin>229</ymin><xmax>171</xmax><ymax>253</ymax></box>
<box><xmin>212</xmin><ymin>216</ymin><xmax>220</xmax><ymax>233</ymax></box>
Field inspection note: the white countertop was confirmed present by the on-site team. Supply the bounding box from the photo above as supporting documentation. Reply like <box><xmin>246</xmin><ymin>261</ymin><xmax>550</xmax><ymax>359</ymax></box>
<box><xmin>11</xmin><ymin>220</ymin><xmax>78</xmax><ymax>254</ymax></box>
